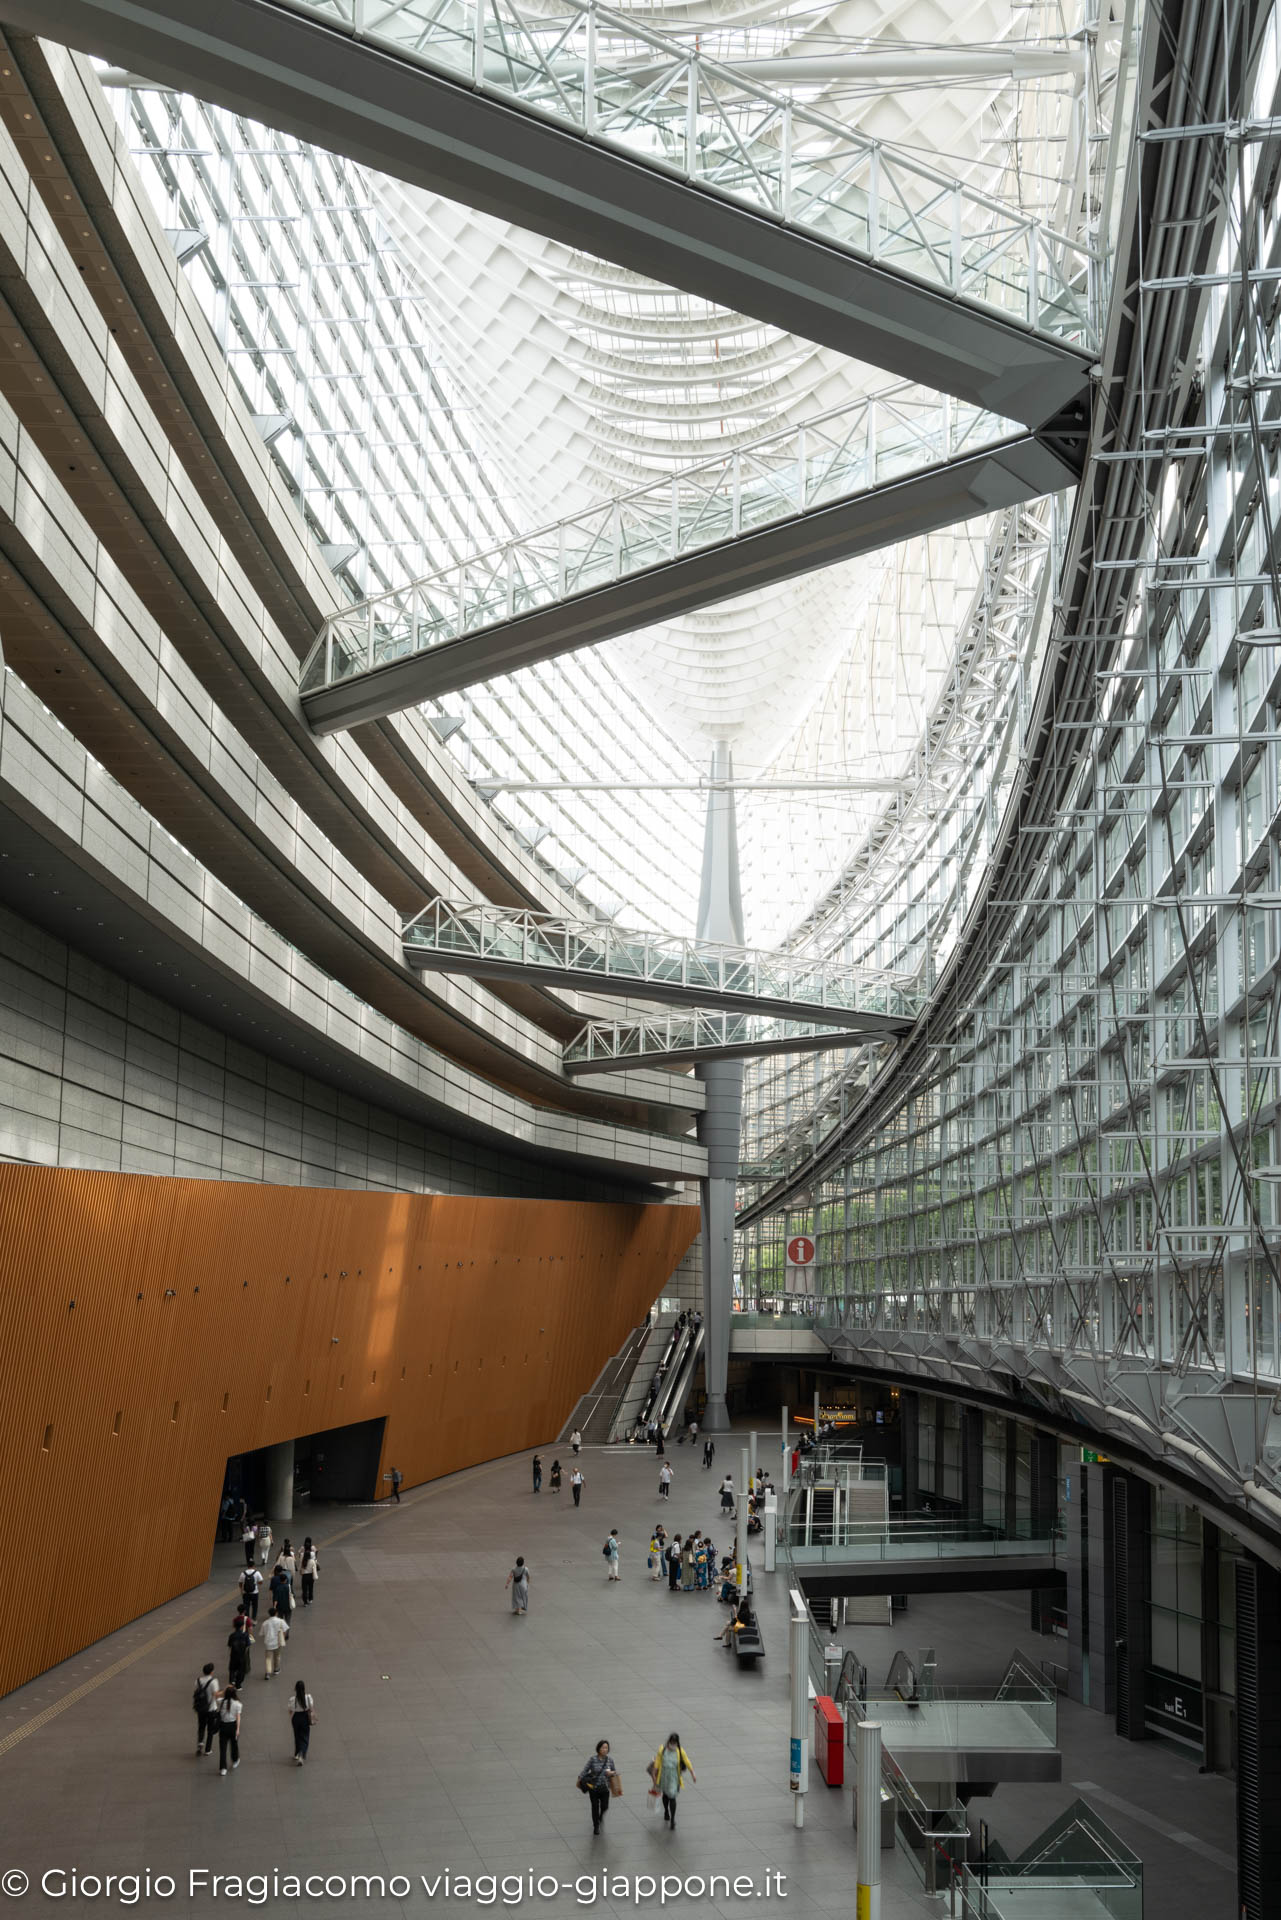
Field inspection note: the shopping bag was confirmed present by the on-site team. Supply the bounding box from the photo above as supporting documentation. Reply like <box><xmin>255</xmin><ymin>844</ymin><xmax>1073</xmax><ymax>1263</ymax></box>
<box><xmin>647</xmin><ymin>1789</ymin><xmax>662</xmax><ymax>1815</ymax></box>
<box><xmin>608</xmin><ymin>1771</ymin><xmax>623</xmax><ymax>1798</ymax></box>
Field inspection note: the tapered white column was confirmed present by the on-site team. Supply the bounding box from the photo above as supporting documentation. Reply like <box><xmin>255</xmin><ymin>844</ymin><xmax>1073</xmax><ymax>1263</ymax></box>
<box><xmin>697</xmin><ymin>739</ymin><xmax>744</xmax><ymax>1434</ymax></box>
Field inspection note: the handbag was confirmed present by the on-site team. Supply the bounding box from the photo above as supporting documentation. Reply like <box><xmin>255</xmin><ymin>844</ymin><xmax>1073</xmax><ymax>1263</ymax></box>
<box><xmin>608</xmin><ymin>1770</ymin><xmax>623</xmax><ymax>1798</ymax></box>
<box><xmin>307</xmin><ymin>1707</ymin><xmax>317</xmax><ymax>1725</ymax></box>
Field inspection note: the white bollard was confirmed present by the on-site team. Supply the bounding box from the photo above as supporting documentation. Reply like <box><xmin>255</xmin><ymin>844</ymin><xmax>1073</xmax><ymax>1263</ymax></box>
<box><xmin>789</xmin><ymin>1600</ymin><xmax>810</xmax><ymax>1829</ymax></box>
<box><xmin>855</xmin><ymin>1720</ymin><xmax>883</xmax><ymax>1920</ymax></box>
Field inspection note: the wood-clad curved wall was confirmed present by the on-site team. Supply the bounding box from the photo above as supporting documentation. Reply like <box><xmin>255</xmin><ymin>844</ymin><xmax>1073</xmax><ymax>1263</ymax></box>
<box><xmin>0</xmin><ymin>1166</ymin><xmax>700</xmax><ymax>1697</ymax></box>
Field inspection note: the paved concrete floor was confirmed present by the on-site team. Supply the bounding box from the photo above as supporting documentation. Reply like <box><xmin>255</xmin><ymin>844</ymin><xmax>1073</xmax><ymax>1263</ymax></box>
<box><xmin>0</xmin><ymin>1430</ymin><xmax>1236</xmax><ymax>1919</ymax></box>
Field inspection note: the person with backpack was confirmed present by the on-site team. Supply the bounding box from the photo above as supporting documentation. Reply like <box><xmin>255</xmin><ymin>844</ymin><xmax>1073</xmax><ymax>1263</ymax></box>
<box><xmin>649</xmin><ymin>1732</ymin><xmax>696</xmax><ymax>1829</ymax></box>
<box><xmin>603</xmin><ymin>1529</ymin><xmax>620</xmax><ymax>1581</ymax></box>
<box><xmin>227</xmin><ymin>1614</ymin><xmax>253</xmax><ymax>1686</ymax></box>
<box><xmin>238</xmin><ymin>1564</ymin><xmax>261</xmax><ymax>1620</ymax></box>
<box><xmin>217</xmin><ymin>1684</ymin><xmax>243</xmax><ymax>1775</ymax></box>
<box><xmin>299</xmin><ymin>1538</ymin><xmax>319</xmax><ymax>1607</ymax></box>
<box><xmin>192</xmin><ymin>1664</ymin><xmax>218</xmax><ymax>1755</ymax></box>
<box><xmin>576</xmin><ymin>1739</ymin><xmax>617</xmax><ymax>1834</ymax></box>
<box><xmin>288</xmin><ymin>1678</ymin><xmax>315</xmax><ymax>1765</ymax></box>
<box><xmin>260</xmin><ymin>1604</ymin><xmax>290</xmax><ymax>1679</ymax></box>
<box><xmin>505</xmin><ymin>1556</ymin><xmax>530</xmax><ymax>1614</ymax></box>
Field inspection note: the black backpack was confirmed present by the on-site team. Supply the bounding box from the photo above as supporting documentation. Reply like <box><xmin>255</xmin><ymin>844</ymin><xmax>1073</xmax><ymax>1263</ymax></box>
<box><xmin>229</xmin><ymin>1629</ymin><xmax>248</xmax><ymax>1655</ymax></box>
<box><xmin>602</xmin><ymin>1541</ymin><xmax>611</xmax><ymax>1558</ymax></box>
<box><xmin>192</xmin><ymin>1677</ymin><xmax>212</xmax><ymax>1712</ymax></box>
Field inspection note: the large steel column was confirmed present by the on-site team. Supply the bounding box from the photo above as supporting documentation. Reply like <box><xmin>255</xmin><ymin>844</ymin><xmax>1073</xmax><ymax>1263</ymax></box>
<box><xmin>263</xmin><ymin>1439</ymin><xmax>294</xmax><ymax>1523</ymax></box>
<box><xmin>696</xmin><ymin>740</ymin><xmax>743</xmax><ymax>1435</ymax></box>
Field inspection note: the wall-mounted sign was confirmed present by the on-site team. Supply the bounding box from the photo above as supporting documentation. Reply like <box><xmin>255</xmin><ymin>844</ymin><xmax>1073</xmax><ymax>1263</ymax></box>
<box><xmin>1144</xmin><ymin>1669</ymin><xmax>1203</xmax><ymax>1739</ymax></box>
<box><xmin>785</xmin><ymin>1230</ymin><xmax>815</xmax><ymax>1295</ymax></box>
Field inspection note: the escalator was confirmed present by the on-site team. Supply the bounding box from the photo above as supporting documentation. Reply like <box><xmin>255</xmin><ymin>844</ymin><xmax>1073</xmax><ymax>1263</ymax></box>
<box><xmin>809</xmin><ymin>1484</ymin><xmax>836</xmax><ymax>1545</ymax></box>
<box><xmin>653</xmin><ymin>1321</ymin><xmax>704</xmax><ymax>1433</ymax></box>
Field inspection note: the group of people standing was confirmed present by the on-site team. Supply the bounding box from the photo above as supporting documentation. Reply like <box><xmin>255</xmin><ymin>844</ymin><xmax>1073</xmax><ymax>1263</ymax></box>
<box><xmin>646</xmin><ymin>1527</ymin><xmax>738</xmax><ymax>1597</ymax></box>
<box><xmin>193</xmin><ymin>1530</ymin><xmax>321</xmax><ymax>1777</ymax></box>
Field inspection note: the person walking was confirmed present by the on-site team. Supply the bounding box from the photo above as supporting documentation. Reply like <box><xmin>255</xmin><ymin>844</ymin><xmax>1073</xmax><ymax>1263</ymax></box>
<box><xmin>658</xmin><ymin>1461</ymin><xmax>673</xmax><ymax>1500</ymax></box>
<box><xmin>570</xmin><ymin>1467</ymin><xmax>584</xmax><ymax>1507</ymax></box>
<box><xmin>299</xmin><ymin>1539</ymin><xmax>319</xmax><ymax>1608</ymax></box>
<box><xmin>242</xmin><ymin>1522</ymin><xmax>257</xmax><ymax>1568</ymax></box>
<box><xmin>238</xmin><ymin>1563</ymin><xmax>262</xmax><ymax>1620</ymax></box>
<box><xmin>260</xmin><ymin>1604</ymin><xmax>290</xmax><ymax>1680</ymax></box>
<box><xmin>719</xmin><ymin>1474</ymin><xmax>735</xmax><ymax>1514</ymax></box>
<box><xmin>506</xmin><ymin>1555</ymin><xmax>530</xmax><ymax>1613</ymax></box>
<box><xmin>576</xmin><ymin>1740</ymin><xmax>617</xmax><ymax>1835</ymax></box>
<box><xmin>390</xmin><ymin>1467</ymin><xmax>403</xmax><ymax>1503</ymax></box>
<box><xmin>666</xmin><ymin>1534</ymin><xmax>682</xmax><ymax>1591</ymax></box>
<box><xmin>217</xmin><ymin>1684</ymin><xmax>243</xmax><ymax>1776</ymax></box>
<box><xmin>193</xmin><ymin>1663</ymin><xmax>219</xmax><ymax>1755</ymax></box>
<box><xmin>289</xmin><ymin>1678</ymin><xmax>315</xmax><ymax>1765</ymax></box>
<box><xmin>703</xmin><ymin>1438</ymin><xmax>715</xmax><ymax>1470</ymax></box>
<box><xmin>269</xmin><ymin>1565</ymin><xmax>293</xmax><ymax>1620</ymax></box>
<box><xmin>257</xmin><ymin>1522</ymin><xmax>274</xmax><ymax>1567</ymax></box>
<box><xmin>275</xmin><ymin>1541</ymin><xmax>297</xmax><ymax>1582</ymax></box>
<box><xmin>688</xmin><ymin>1419</ymin><xmax>699</xmax><ymax>1447</ymax></box>
<box><xmin>532</xmin><ymin>1454</ymin><xmax>543</xmax><ymax>1493</ymax></box>
<box><xmin>604</xmin><ymin>1529</ymin><xmax>620</xmax><ymax>1581</ymax></box>
<box><xmin>570</xmin><ymin>1429</ymin><xmax>582</xmax><ymax>1456</ymax></box>
<box><xmin>550</xmin><ymin>1459</ymin><xmax>562</xmax><ymax>1493</ymax></box>
<box><xmin>650</xmin><ymin>1732</ymin><xmax>696</xmax><ymax>1829</ymax></box>
<box><xmin>227</xmin><ymin>1613</ymin><xmax>253</xmax><ymax>1686</ymax></box>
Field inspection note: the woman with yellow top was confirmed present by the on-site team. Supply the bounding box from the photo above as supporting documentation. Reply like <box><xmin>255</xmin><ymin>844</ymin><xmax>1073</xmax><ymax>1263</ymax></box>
<box><xmin>650</xmin><ymin>1731</ymin><xmax>696</xmax><ymax>1828</ymax></box>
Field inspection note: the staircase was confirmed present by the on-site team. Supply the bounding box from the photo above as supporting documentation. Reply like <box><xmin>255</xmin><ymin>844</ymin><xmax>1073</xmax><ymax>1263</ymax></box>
<box><xmin>558</xmin><ymin>1320</ymin><xmax>651</xmax><ymax>1444</ymax></box>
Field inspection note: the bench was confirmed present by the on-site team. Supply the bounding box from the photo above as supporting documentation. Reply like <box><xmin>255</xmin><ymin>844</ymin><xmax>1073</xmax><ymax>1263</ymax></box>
<box><xmin>733</xmin><ymin>1619</ymin><xmax>764</xmax><ymax>1666</ymax></box>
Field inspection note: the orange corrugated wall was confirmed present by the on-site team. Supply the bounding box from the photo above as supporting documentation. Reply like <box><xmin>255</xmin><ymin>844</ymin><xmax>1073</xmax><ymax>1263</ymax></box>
<box><xmin>0</xmin><ymin>1167</ymin><xmax>700</xmax><ymax>1696</ymax></box>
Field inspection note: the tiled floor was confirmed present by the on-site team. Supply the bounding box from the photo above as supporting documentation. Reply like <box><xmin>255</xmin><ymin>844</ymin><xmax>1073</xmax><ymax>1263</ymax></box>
<box><xmin>0</xmin><ymin>1430</ymin><xmax>1235</xmax><ymax>1919</ymax></box>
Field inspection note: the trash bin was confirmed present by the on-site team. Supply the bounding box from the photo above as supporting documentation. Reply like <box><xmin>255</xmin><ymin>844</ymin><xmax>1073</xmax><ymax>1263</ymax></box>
<box><xmin>812</xmin><ymin>1695</ymin><xmax>844</xmax><ymax>1786</ymax></box>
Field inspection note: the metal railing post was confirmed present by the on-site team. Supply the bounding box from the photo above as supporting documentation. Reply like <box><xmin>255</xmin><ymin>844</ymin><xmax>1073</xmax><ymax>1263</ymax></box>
<box><xmin>584</xmin><ymin>5</ymin><xmax>597</xmax><ymax>135</ymax></box>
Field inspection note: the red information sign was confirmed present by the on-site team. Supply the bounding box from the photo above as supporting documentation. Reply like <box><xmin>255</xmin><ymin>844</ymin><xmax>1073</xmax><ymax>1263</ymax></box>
<box><xmin>786</xmin><ymin>1234</ymin><xmax>815</xmax><ymax>1267</ymax></box>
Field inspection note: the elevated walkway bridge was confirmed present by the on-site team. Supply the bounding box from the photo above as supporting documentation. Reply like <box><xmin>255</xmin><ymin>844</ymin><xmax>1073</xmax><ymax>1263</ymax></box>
<box><xmin>401</xmin><ymin>898</ymin><xmax>922</xmax><ymax>1031</ymax></box>
<box><xmin>28</xmin><ymin>0</ymin><xmax>1098</xmax><ymax>428</ymax></box>
<box><xmin>299</xmin><ymin>390</ymin><xmax>1081</xmax><ymax>727</ymax></box>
